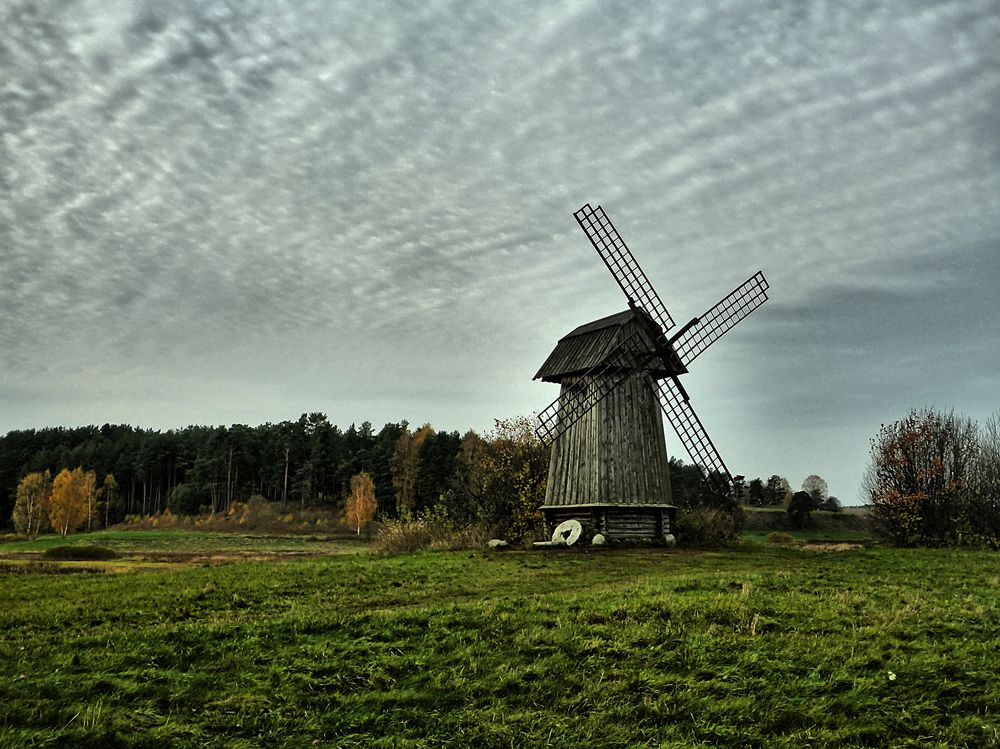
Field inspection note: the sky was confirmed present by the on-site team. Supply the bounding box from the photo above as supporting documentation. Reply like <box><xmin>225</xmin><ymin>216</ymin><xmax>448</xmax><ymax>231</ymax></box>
<box><xmin>2</xmin><ymin>0</ymin><xmax>998</xmax><ymax>503</ymax></box>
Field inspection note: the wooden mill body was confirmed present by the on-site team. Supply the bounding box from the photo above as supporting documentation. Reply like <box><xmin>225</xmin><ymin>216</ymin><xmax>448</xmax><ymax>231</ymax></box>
<box><xmin>535</xmin><ymin>310</ymin><xmax>677</xmax><ymax>542</ymax></box>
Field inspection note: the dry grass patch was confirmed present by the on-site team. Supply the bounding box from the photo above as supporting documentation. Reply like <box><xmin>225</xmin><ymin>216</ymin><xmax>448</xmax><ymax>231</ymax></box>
<box><xmin>801</xmin><ymin>542</ymin><xmax>864</xmax><ymax>552</ymax></box>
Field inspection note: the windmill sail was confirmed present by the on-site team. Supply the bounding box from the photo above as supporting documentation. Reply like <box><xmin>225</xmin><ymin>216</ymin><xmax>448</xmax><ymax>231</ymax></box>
<box><xmin>574</xmin><ymin>203</ymin><xmax>675</xmax><ymax>335</ymax></box>
<box><xmin>654</xmin><ymin>377</ymin><xmax>733</xmax><ymax>496</ymax></box>
<box><xmin>671</xmin><ymin>272</ymin><xmax>769</xmax><ymax>366</ymax></box>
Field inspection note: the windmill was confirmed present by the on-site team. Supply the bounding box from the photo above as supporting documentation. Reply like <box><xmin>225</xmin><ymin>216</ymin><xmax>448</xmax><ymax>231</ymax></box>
<box><xmin>534</xmin><ymin>203</ymin><xmax>769</xmax><ymax>543</ymax></box>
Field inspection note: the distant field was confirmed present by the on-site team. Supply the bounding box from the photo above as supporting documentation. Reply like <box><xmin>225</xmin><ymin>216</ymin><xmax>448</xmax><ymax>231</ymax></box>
<box><xmin>0</xmin><ymin>529</ymin><xmax>366</xmax><ymax>572</ymax></box>
<box><xmin>1</xmin><ymin>531</ymin><xmax>998</xmax><ymax>747</ymax></box>
<box><xmin>741</xmin><ymin>528</ymin><xmax>874</xmax><ymax>545</ymax></box>
<box><xmin>741</xmin><ymin>505</ymin><xmax>872</xmax><ymax>541</ymax></box>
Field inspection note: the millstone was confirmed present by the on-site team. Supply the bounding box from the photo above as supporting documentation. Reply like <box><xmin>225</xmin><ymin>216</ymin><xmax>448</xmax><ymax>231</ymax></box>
<box><xmin>551</xmin><ymin>519</ymin><xmax>583</xmax><ymax>546</ymax></box>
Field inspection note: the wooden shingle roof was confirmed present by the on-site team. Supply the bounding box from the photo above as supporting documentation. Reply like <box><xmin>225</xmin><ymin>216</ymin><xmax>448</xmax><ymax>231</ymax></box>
<box><xmin>534</xmin><ymin>309</ymin><xmax>665</xmax><ymax>382</ymax></box>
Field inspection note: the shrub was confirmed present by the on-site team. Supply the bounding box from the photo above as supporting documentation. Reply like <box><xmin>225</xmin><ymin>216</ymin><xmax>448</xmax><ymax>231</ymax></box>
<box><xmin>42</xmin><ymin>545</ymin><xmax>119</xmax><ymax>561</ymax></box>
<box><xmin>373</xmin><ymin>507</ymin><xmax>492</xmax><ymax>554</ymax></box>
<box><xmin>464</xmin><ymin>418</ymin><xmax>547</xmax><ymax>541</ymax></box>
<box><xmin>766</xmin><ymin>531</ymin><xmax>797</xmax><ymax>546</ymax></box>
<box><xmin>673</xmin><ymin>508</ymin><xmax>741</xmax><ymax>547</ymax></box>
<box><xmin>864</xmin><ymin>408</ymin><xmax>1000</xmax><ymax>547</ymax></box>
<box><xmin>116</xmin><ymin>496</ymin><xmax>344</xmax><ymax>535</ymax></box>
<box><xmin>168</xmin><ymin>484</ymin><xmax>206</xmax><ymax>515</ymax></box>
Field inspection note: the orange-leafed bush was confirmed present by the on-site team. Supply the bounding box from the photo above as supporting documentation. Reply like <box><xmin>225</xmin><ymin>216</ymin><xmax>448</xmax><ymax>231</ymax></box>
<box><xmin>863</xmin><ymin>408</ymin><xmax>997</xmax><ymax>547</ymax></box>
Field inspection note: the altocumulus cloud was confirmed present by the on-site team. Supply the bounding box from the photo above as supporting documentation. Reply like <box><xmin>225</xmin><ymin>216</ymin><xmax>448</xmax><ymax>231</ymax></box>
<box><xmin>1</xmin><ymin>0</ymin><xmax>998</xmax><ymax>500</ymax></box>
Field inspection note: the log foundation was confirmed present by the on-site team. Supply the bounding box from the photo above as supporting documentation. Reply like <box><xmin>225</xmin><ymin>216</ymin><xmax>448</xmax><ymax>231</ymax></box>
<box><xmin>541</xmin><ymin>503</ymin><xmax>677</xmax><ymax>544</ymax></box>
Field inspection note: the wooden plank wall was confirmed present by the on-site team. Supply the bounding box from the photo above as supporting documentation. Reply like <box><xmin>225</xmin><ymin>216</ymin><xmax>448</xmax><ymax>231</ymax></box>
<box><xmin>544</xmin><ymin>370</ymin><xmax>671</xmax><ymax>507</ymax></box>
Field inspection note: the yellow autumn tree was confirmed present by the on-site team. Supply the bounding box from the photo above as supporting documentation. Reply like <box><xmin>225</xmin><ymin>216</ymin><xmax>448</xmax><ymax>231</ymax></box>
<box><xmin>391</xmin><ymin>424</ymin><xmax>435</xmax><ymax>515</ymax></box>
<box><xmin>13</xmin><ymin>470</ymin><xmax>53</xmax><ymax>538</ymax></box>
<box><xmin>477</xmin><ymin>416</ymin><xmax>548</xmax><ymax>540</ymax></box>
<box><xmin>344</xmin><ymin>472</ymin><xmax>377</xmax><ymax>535</ymax></box>
<box><xmin>49</xmin><ymin>467</ymin><xmax>96</xmax><ymax>537</ymax></box>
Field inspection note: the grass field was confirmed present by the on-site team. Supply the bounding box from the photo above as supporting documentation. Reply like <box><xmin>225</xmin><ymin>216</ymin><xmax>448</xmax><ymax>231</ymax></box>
<box><xmin>741</xmin><ymin>529</ymin><xmax>873</xmax><ymax>546</ymax></box>
<box><xmin>2</xmin><ymin>532</ymin><xmax>998</xmax><ymax>747</ymax></box>
<box><xmin>0</xmin><ymin>530</ymin><xmax>366</xmax><ymax>572</ymax></box>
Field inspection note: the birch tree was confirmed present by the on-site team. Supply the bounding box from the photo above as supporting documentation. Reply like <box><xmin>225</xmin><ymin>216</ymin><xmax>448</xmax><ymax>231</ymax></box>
<box><xmin>344</xmin><ymin>472</ymin><xmax>377</xmax><ymax>535</ymax></box>
<box><xmin>13</xmin><ymin>470</ymin><xmax>52</xmax><ymax>537</ymax></box>
<box><xmin>49</xmin><ymin>467</ymin><xmax>95</xmax><ymax>537</ymax></box>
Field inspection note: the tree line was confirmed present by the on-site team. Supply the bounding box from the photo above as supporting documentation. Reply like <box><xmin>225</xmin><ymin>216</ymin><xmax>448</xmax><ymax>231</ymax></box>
<box><xmin>1</xmin><ymin>414</ymin><xmax>550</xmax><ymax>539</ymax></box>
<box><xmin>3</xmin><ymin>411</ymin><xmax>829</xmax><ymax>540</ymax></box>
<box><xmin>17</xmin><ymin>405</ymin><xmax>997</xmax><ymax>546</ymax></box>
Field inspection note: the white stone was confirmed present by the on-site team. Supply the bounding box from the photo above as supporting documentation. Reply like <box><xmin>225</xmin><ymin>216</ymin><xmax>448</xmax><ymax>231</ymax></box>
<box><xmin>591</xmin><ymin>533</ymin><xmax>606</xmax><ymax>545</ymax></box>
<box><xmin>552</xmin><ymin>519</ymin><xmax>583</xmax><ymax>547</ymax></box>
<box><xmin>487</xmin><ymin>539</ymin><xmax>508</xmax><ymax>549</ymax></box>
<box><xmin>663</xmin><ymin>533</ymin><xmax>677</xmax><ymax>548</ymax></box>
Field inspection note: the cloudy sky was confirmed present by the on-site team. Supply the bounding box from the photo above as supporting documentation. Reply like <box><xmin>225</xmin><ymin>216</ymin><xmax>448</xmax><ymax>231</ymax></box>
<box><xmin>2</xmin><ymin>0</ymin><xmax>998</xmax><ymax>502</ymax></box>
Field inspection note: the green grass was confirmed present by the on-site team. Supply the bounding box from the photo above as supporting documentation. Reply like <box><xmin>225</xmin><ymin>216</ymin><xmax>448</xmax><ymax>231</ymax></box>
<box><xmin>741</xmin><ymin>505</ymin><xmax>874</xmax><ymax>546</ymax></box>
<box><xmin>742</xmin><ymin>528</ymin><xmax>874</xmax><ymax>545</ymax></box>
<box><xmin>1</xmin><ymin>534</ymin><xmax>999</xmax><ymax>747</ymax></box>
<box><xmin>744</xmin><ymin>504</ymin><xmax>789</xmax><ymax>513</ymax></box>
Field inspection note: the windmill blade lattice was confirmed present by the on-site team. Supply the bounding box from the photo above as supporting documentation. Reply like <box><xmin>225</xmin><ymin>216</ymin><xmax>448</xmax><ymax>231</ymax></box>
<box><xmin>654</xmin><ymin>377</ymin><xmax>734</xmax><ymax>496</ymax></box>
<box><xmin>536</xmin><ymin>332</ymin><xmax>655</xmax><ymax>444</ymax></box>
<box><xmin>574</xmin><ymin>204</ymin><xmax>675</xmax><ymax>335</ymax></box>
<box><xmin>671</xmin><ymin>272</ymin><xmax>769</xmax><ymax>366</ymax></box>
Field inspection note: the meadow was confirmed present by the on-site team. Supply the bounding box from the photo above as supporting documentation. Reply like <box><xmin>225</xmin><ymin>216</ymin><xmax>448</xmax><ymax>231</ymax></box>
<box><xmin>1</xmin><ymin>531</ymin><xmax>998</xmax><ymax>748</ymax></box>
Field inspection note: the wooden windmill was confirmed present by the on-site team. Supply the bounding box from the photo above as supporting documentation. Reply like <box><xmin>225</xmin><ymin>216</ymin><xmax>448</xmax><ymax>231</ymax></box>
<box><xmin>534</xmin><ymin>203</ymin><xmax>769</xmax><ymax>543</ymax></box>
